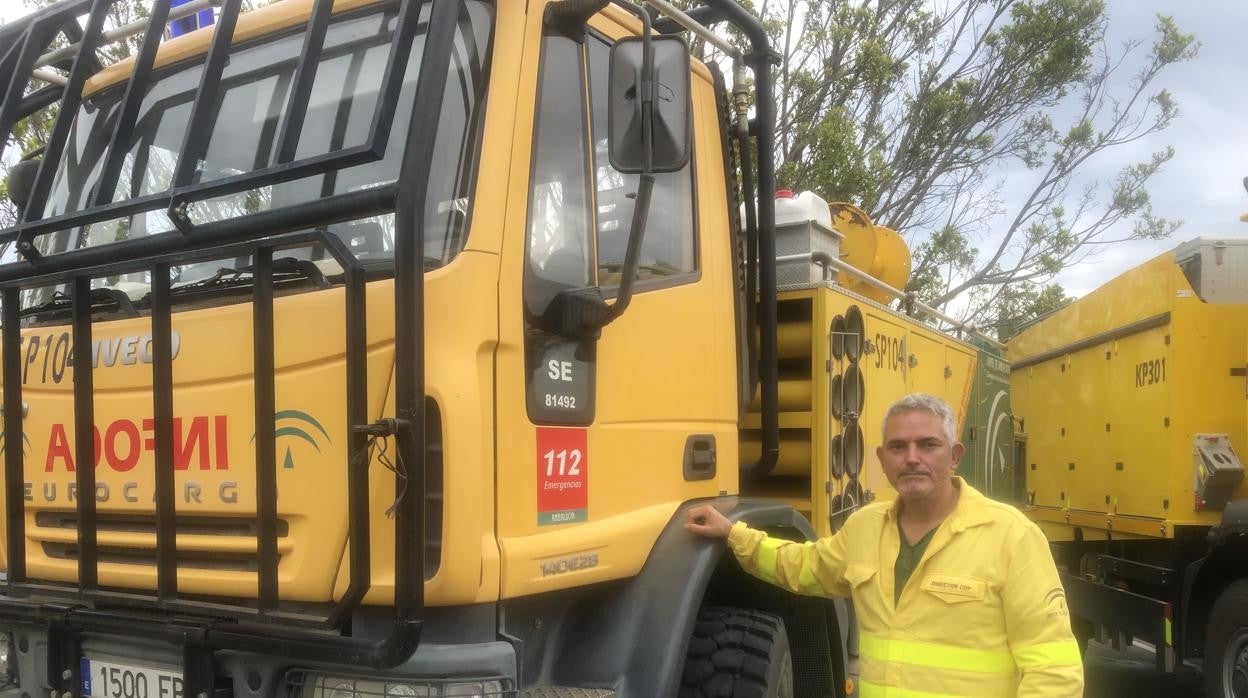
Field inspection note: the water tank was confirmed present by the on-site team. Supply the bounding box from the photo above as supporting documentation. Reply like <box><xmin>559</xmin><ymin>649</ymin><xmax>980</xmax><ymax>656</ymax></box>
<box><xmin>773</xmin><ymin>189</ymin><xmax>841</xmax><ymax>285</ymax></box>
<box><xmin>775</xmin><ymin>189</ymin><xmax>833</xmax><ymax>229</ymax></box>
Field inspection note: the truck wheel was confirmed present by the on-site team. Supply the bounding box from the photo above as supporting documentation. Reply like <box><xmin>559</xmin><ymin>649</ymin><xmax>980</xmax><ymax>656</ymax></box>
<box><xmin>1205</xmin><ymin>580</ymin><xmax>1248</xmax><ymax>697</ymax></box>
<box><xmin>679</xmin><ymin>606</ymin><xmax>793</xmax><ymax>698</ymax></box>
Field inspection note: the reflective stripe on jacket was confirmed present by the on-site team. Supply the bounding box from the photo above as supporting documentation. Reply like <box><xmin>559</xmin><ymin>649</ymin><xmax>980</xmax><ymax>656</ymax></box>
<box><xmin>726</xmin><ymin>478</ymin><xmax>1083</xmax><ymax>698</ymax></box>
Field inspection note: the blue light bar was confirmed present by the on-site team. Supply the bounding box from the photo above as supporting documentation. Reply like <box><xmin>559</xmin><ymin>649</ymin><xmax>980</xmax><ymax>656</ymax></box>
<box><xmin>168</xmin><ymin>0</ymin><xmax>215</xmax><ymax>38</ymax></box>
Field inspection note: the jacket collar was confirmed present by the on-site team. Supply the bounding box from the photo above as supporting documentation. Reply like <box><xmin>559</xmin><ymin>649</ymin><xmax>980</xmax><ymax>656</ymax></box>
<box><xmin>885</xmin><ymin>476</ymin><xmax>993</xmax><ymax>533</ymax></box>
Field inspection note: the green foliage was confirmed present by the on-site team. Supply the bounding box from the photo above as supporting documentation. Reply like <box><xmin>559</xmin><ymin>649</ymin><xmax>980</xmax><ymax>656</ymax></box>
<box><xmin>908</xmin><ymin>226</ymin><xmax>977</xmax><ymax>306</ymax></box>
<box><xmin>984</xmin><ymin>281</ymin><xmax>1072</xmax><ymax>342</ymax></box>
<box><xmin>747</xmin><ymin>0</ymin><xmax>1198</xmax><ymax>328</ymax></box>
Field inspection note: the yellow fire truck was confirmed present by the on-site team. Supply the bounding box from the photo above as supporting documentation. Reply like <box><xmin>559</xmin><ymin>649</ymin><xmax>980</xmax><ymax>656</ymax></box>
<box><xmin>1007</xmin><ymin>236</ymin><xmax>1248</xmax><ymax>697</ymax></box>
<box><xmin>0</xmin><ymin>1</ymin><xmax>1007</xmax><ymax>696</ymax></box>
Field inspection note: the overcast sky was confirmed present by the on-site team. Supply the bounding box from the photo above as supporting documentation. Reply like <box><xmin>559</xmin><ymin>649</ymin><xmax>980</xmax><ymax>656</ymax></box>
<box><xmin>1040</xmin><ymin>0</ymin><xmax>1248</xmax><ymax>295</ymax></box>
<box><xmin>2</xmin><ymin>1</ymin><xmax>1245</xmax><ymax>298</ymax></box>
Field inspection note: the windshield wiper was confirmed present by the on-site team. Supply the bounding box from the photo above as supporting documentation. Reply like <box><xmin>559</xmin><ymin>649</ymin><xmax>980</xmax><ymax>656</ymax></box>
<box><xmin>171</xmin><ymin>256</ymin><xmax>334</xmax><ymax>297</ymax></box>
<box><xmin>20</xmin><ymin>287</ymin><xmax>139</xmax><ymax>321</ymax></box>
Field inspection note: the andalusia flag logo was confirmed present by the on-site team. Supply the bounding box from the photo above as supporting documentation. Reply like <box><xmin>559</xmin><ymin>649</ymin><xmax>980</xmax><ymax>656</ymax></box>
<box><xmin>251</xmin><ymin>410</ymin><xmax>331</xmax><ymax>469</ymax></box>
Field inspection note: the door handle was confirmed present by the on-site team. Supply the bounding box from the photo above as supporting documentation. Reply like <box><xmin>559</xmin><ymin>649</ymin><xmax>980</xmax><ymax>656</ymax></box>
<box><xmin>684</xmin><ymin>434</ymin><xmax>716</xmax><ymax>481</ymax></box>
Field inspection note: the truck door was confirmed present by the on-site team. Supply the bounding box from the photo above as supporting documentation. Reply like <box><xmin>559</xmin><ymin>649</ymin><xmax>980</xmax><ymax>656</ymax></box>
<box><xmin>493</xmin><ymin>10</ymin><xmax>739</xmax><ymax>598</ymax></box>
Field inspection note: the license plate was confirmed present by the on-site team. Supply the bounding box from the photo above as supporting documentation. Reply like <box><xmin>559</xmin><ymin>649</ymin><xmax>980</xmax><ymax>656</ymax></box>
<box><xmin>80</xmin><ymin>657</ymin><xmax>184</xmax><ymax>698</ymax></box>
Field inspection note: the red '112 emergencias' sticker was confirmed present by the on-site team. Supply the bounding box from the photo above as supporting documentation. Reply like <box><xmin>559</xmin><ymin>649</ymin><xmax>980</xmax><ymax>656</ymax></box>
<box><xmin>536</xmin><ymin>427</ymin><xmax>587</xmax><ymax>525</ymax></box>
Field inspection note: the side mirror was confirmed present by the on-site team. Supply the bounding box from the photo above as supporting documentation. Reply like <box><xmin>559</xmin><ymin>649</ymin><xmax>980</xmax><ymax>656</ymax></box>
<box><xmin>5</xmin><ymin>157</ymin><xmax>41</xmax><ymax>211</ymax></box>
<box><xmin>608</xmin><ymin>35</ymin><xmax>691</xmax><ymax>174</ymax></box>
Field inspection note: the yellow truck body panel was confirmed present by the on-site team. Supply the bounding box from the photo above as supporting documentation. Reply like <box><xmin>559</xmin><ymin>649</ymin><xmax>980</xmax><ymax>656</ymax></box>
<box><xmin>740</xmin><ymin>286</ymin><xmax>979</xmax><ymax>538</ymax></box>
<box><xmin>1008</xmin><ymin>249</ymin><xmax>1248</xmax><ymax>540</ymax></box>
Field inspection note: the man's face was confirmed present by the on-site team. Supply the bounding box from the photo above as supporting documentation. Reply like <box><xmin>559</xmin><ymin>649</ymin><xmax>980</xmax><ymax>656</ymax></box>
<box><xmin>877</xmin><ymin>410</ymin><xmax>964</xmax><ymax>502</ymax></box>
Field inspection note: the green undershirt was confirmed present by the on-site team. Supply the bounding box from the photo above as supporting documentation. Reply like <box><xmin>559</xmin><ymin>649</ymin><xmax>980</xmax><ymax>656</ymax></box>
<box><xmin>894</xmin><ymin>518</ymin><xmax>938</xmax><ymax>605</ymax></box>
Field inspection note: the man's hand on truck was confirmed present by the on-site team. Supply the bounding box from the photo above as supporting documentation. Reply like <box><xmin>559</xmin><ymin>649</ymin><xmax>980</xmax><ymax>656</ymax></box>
<box><xmin>685</xmin><ymin>504</ymin><xmax>733</xmax><ymax>538</ymax></box>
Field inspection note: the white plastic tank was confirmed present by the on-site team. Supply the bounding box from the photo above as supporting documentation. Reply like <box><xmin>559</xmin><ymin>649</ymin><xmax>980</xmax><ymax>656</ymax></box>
<box><xmin>774</xmin><ymin>189</ymin><xmax>833</xmax><ymax>230</ymax></box>
<box><xmin>772</xmin><ymin>189</ymin><xmax>840</xmax><ymax>286</ymax></box>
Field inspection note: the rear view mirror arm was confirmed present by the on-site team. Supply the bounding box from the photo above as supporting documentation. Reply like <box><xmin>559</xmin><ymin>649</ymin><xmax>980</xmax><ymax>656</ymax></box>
<box><xmin>604</xmin><ymin>2</ymin><xmax>655</xmax><ymax>322</ymax></box>
<box><xmin>604</xmin><ymin>172</ymin><xmax>654</xmax><ymax>321</ymax></box>
<box><xmin>543</xmin><ymin>0</ymin><xmax>655</xmax><ymax>339</ymax></box>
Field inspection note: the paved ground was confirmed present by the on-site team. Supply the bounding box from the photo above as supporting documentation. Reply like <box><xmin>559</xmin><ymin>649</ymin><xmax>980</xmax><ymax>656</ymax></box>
<box><xmin>1083</xmin><ymin>641</ymin><xmax>1204</xmax><ymax>698</ymax></box>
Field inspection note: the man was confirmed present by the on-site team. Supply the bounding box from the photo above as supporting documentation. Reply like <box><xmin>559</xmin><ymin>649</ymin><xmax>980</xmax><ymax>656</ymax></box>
<box><xmin>686</xmin><ymin>393</ymin><xmax>1083</xmax><ymax>698</ymax></box>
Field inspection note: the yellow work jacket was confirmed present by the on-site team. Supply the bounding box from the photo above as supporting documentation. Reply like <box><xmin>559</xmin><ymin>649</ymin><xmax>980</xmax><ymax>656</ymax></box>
<box><xmin>727</xmin><ymin>478</ymin><xmax>1083</xmax><ymax>698</ymax></box>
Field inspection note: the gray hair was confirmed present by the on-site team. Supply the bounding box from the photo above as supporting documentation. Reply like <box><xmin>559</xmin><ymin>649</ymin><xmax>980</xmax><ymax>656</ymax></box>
<box><xmin>882</xmin><ymin>393</ymin><xmax>959</xmax><ymax>446</ymax></box>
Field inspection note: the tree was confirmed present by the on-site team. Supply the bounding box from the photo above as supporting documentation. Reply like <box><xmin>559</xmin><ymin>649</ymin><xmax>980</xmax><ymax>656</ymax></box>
<box><xmin>752</xmin><ymin>0</ymin><xmax>1197</xmax><ymax>336</ymax></box>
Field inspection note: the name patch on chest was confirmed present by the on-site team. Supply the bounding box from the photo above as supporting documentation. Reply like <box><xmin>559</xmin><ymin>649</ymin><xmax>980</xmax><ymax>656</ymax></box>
<box><xmin>920</xmin><ymin>575</ymin><xmax>986</xmax><ymax>599</ymax></box>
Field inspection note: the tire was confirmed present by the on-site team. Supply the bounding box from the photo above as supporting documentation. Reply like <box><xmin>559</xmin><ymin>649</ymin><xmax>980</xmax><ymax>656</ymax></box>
<box><xmin>679</xmin><ymin>606</ymin><xmax>793</xmax><ymax>698</ymax></box>
<box><xmin>1205</xmin><ymin>580</ymin><xmax>1248</xmax><ymax>698</ymax></box>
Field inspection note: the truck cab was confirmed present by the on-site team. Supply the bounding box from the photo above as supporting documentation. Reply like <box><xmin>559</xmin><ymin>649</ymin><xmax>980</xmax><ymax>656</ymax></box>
<box><xmin>0</xmin><ymin>1</ymin><xmax>815</xmax><ymax>696</ymax></box>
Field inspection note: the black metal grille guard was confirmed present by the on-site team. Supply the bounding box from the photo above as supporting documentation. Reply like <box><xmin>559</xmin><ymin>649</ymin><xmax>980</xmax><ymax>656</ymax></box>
<box><xmin>0</xmin><ymin>0</ymin><xmax>461</xmax><ymax>688</ymax></box>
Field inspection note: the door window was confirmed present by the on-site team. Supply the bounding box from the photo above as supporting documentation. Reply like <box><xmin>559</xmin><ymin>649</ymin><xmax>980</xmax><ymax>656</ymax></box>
<box><xmin>585</xmin><ymin>37</ymin><xmax>696</xmax><ymax>288</ymax></box>
<box><xmin>525</xmin><ymin>31</ymin><xmax>697</xmax><ymax>319</ymax></box>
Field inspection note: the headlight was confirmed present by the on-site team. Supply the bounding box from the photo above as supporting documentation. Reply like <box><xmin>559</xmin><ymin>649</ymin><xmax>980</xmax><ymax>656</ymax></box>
<box><xmin>291</xmin><ymin>673</ymin><xmax>505</xmax><ymax>698</ymax></box>
<box><xmin>384</xmin><ymin>685</ymin><xmax>427</xmax><ymax>698</ymax></box>
<box><xmin>326</xmin><ymin>679</ymin><xmax>358</xmax><ymax>698</ymax></box>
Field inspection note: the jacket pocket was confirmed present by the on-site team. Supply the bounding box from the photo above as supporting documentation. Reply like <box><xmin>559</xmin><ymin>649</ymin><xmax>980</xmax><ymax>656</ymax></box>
<box><xmin>844</xmin><ymin>563</ymin><xmax>877</xmax><ymax>588</ymax></box>
<box><xmin>920</xmin><ymin>574</ymin><xmax>986</xmax><ymax>604</ymax></box>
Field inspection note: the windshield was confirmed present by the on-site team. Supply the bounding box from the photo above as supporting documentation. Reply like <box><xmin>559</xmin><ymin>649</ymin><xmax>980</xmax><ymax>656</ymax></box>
<box><xmin>28</xmin><ymin>0</ymin><xmax>492</xmax><ymax>308</ymax></box>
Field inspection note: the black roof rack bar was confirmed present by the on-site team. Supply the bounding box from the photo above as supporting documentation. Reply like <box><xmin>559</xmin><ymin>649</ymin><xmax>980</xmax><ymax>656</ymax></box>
<box><xmin>2</xmin><ymin>0</ymin><xmax>417</xmax><ymax>251</ymax></box>
<box><xmin>4</xmin><ymin>222</ymin><xmax>372</xmax><ymax>626</ymax></box>
<box><xmin>168</xmin><ymin>0</ymin><xmax>244</xmax><ymax>211</ymax></box>
<box><xmin>0</xmin><ymin>227</ymin><xmax>371</xmax><ymax>629</ymax></box>
<box><xmin>275</xmin><ymin>0</ymin><xmax>336</xmax><ymax>164</ymax></box>
<box><xmin>0</xmin><ymin>184</ymin><xmax>396</xmax><ymax>287</ymax></box>
<box><xmin>18</xmin><ymin>0</ymin><xmax>113</xmax><ymax>237</ymax></box>
<box><xmin>0</xmin><ymin>0</ymin><xmax>91</xmax><ymax>144</ymax></box>
<box><xmin>70</xmin><ymin>276</ymin><xmax>99</xmax><ymax>590</ymax></box>
<box><xmin>2</xmin><ymin>288</ymin><xmax>26</xmax><ymax>585</ymax></box>
<box><xmin>150</xmin><ymin>261</ymin><xmax>178</xmax><ymax>600</ymax></box>
<box><xmin>13</xmin><ymin>84</ymin><xmax>63</xmax><ymax>124</ymax></box>
<box><xmin>2</xmin><ymin>142</ymin><xmax>382</xmax><ymax>246</ymax></box>
<box><xmin>165</xmin><ymin>0</ymin><xmax>419</xmax><ymax>220</ymax></box>
<box><xmin>252</xmin><ymin>246</ymin><xmax>279</xmax><ymax>611</ymax></box>
<box><xmin>331</xmin><ymin>228</ymin><xmax>372</xmax><ymax>627</ymax></box>
<box><xmin>163</xmin><ymin>143</ymin><xmax>381</xmax><ymax>220</ymax></box>
<box><xmin>391</xmin><ymin>0</ymin><xmax>460</xmax><ymax>626</ymax></box>
<box><xmin>0</xmin><ymin>28</ymin><xmax>26</xmax><ymax>78</ymax></box>
<box><xmin>364</xmin><ymin>0</ymin><xmax>426</xmax><ymax>158</ymax></box>
<box><xmin>0</xmin><ymin>229</ymin><xmax>359</xmax><ymax>307</ymax></box>
<box><xmin>48</xmin><ymin>4</ymin><xmax>106</xmax><ymax>75</ymax></box>
<box><xmin>92</xmin><ymin>0</ymin><xmax>175</xmax><ymax>209</ymax></box>
<box><xmin>2</xmin><ymin>193</ymin><xmax>168</xmax><ymax>246</ymax></box>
